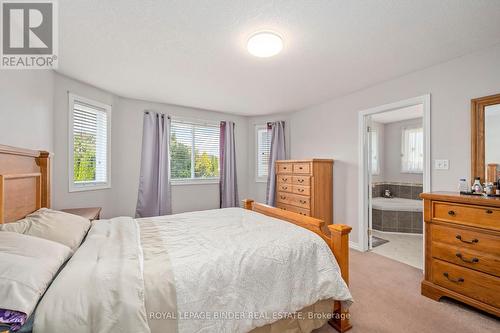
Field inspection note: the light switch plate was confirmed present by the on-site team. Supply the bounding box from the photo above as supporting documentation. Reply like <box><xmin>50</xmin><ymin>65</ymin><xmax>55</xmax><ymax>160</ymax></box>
<box><xmin>434</xmin><ymin>159</ymin><xmax>449</xmax><ymax>170</ymax></box>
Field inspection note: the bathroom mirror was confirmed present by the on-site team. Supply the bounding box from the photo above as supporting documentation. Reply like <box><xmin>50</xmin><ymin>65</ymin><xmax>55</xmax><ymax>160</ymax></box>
<box><xmin>471</xmin><ymin>93</ymin><xmax>500</xmax><ymax>183</ymax></box>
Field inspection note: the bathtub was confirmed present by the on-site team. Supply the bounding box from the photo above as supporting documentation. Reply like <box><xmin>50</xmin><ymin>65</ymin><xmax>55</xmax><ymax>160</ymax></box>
<box><xmin>371</xmin><ymin>197</ymin><xmax>423</xmax><ymax>212</ymax></box>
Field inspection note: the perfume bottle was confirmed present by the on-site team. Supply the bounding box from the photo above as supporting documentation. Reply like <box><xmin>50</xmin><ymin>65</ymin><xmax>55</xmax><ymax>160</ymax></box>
<box><xmin>472</xmin><ymin>177</ymin><xmax>483</xmax><ymax>193</ymax></box>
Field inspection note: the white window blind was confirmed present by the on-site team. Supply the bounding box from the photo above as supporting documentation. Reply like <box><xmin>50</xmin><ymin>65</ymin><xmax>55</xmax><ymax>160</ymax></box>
<box><xmin>401</xmin><ymin>126</ymin><xmax>423</xmax><ymax>173</ymax></box>
<box><xmin>256</xmin><ymin>126</ymin><xmax>271</xmax><ymax>181</ymax></box>
<box><xmin>170</xmin><ymin>119</ymin><xmax>220</xmax><ymax>181</ymax></box>
<box><xmin>370</xmin><ymin>129</ymin><xmax>379</xmax><ymax>175</ymax></box>
<box><xmin>69</xmin><ymin>94</ymin><xmax>111</xmax><ymax>192</ymax></box>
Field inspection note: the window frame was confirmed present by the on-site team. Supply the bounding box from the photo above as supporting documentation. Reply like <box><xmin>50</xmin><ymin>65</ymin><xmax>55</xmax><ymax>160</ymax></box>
<box><xmin>401</xmin><ymin>125</ymin><xmax>424</xmax><ymax>174</ymax></box>
<box><xmin>68</xmin><ymin>93</ymin><xmax>112</xmax><ymax>192</ymax></box>
<box><xmin>255</xmin><ymin>124</ymin><xmax>271</xmax><ymax>183</ymax></box>
<box><xmin>170</xmin><ymin>117</ymin><xmax>220</xmax><ymax>186</ymax></box>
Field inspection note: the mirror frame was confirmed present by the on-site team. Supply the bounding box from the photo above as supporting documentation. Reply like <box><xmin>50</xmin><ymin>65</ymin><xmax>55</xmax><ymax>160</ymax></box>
<box><xmin>471</xmin><ymin>93</ymin><xmax>500</xmax><ymax>183</ymax></box>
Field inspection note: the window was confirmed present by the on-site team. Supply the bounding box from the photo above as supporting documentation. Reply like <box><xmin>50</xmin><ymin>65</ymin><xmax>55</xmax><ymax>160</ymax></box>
<box><xmin>68</xmin><ymin>94</ymin><xmax>111</xmax><ymax>192</ymax></box>
<box><xmin>170</xmin><ymin>119</ymin><xmax>220</xmax><ymax>183</ymax></box>
<box><xmin>401</xmin><ymin>126</ymin><xmax>423</xmax><ymax>173</ymax></box>
<box><xmin>370</xmin><ymin>129</ymin><xmax>379</xmax><ymax>175</ymax></box>
<box><xmin>256</xmin><ymin>125</ymin><xmax>271</xmax><ymax>182</ymax></box>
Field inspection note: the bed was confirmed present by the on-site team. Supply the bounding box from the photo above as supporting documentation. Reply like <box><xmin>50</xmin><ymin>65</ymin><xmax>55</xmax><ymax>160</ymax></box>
<box><xmin>0</xmin><ymin>144</ymin><xmax>353</xmax><ymax>333</ymax></box>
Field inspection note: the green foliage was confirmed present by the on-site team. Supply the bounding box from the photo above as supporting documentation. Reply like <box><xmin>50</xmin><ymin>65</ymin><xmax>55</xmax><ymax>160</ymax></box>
<box><xmin>170</xmin><ymin>133</ymin><xmax>219</xmax><ymax>179</ymax></box>
<box><xmin>73</xmin><ymin>134</ymin><xmax>96</xmax><ymax>182</ymax></box>
<box><xmin>170</xmin><ymin>133</ymin><xmax>192</xmax><ymax>178</ymax></box>
<box><xmin>195</xmin><ymin>151</ymin><xmax>219</xmax><ymax>178</ymax></box>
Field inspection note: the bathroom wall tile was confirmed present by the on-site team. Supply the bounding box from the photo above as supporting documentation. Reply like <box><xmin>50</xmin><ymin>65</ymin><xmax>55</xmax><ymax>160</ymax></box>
<box><xmin>399</xmin><ymin>185</ymin><xmax>412</xmax><ymax>199</ymax></box>
<box><xmin>412</xmin><ymin>212</ymin><xmax>423</xmax><ymax>233</ymax></box>
<box><xmin>382</xmin><ymin>211</ymin><xmax>398</xmax><ymax>231</ymax></box>
<box><xmin>398</xmin><ymin>211</ymin><xmax>412</xmax><ymax>229</ymax></box>
<box><xmin>372</xmin><ymin>209</ymin><xmax>382</xmax><ymax>229</ymax></box>
<box><xmin>412</xmin><ymin>186</ymin><xmax>423</xmax><ymax>200</ymax></box>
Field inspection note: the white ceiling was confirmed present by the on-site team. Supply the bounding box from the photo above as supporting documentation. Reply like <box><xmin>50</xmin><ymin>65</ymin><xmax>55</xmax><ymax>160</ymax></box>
<box><xmin>57</xmin><ymin>0</ymin><xmax>500</xmax><ymax>115</ymax></box>
<box><xmin>371</xmin><ymin>104</ymin><xmax>423</xmax><ymax>124</ymax></box>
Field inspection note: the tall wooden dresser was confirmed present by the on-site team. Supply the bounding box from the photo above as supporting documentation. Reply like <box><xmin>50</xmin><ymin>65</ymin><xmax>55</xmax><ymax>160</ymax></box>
<box><xmin>420</xmin><ymin>192</ymin><xmax>500</xmax><ymax>316</ymax></box>
<box><xmin>275</xmin><ymin>159</ymin><xmax>333</xmax><ymax>228</ymax></box>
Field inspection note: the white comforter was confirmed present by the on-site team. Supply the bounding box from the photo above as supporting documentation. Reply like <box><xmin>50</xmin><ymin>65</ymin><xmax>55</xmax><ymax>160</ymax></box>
<box><xmin>34</xmin><ymin>208</ymin><xmax>352</xmax><ymax>333</ymax></box>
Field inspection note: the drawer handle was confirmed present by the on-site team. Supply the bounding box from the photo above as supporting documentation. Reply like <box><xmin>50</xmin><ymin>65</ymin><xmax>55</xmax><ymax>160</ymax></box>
<box><xmin>283</xmin><ymin>167</ymin><xmax>287</xmax><ymax>170</ymax></box>
<box><xmin>485</xmin><ymin>209</ymin><xmax>493</xmax><ymax>214</ymax></box>
<box><xmin>298</xmin><ymin>179</ymin><xmax>304</xmax><ymax>183</ymax></box>
<box><xmin>299</xmin><ymin>166</ymin><xmax>303</xmax><ymax>170</ymax></box>
<box><xmin>282</xmin><ymin>186</ymin><xmax>288</xmax><ymax>190</ymax></box>
<box><xmin>455</xmin><ymin>235</ymin><xmax>478</xmax><ymax>244</ymax></box>
<box><xmin>282</xmin><ymin>178</ymin><xmax>288</xmax><ymax>182</ymax></box>
<box><xmin>455</xmin><ymin>253</ymin><xmax>479</xmax><ymax>264</ymax></box>
<box><xmin>443</xmin><ymin>272</ymin><xmax>464</xmax><ymax>283</ymax></box>
<box><xmin>298</xmin><ymin>188</ymin><xmax>304</xmax><ymax>192</ymax></box>
<box><xmin>448</xmin><ymin>210</ymin><xmax>456</xmax><ymax>216</ymax></box>
<box><xmin>280</xmin><ymin>196</ymin><xmax>286</xmax><ymax>200</ymax></box>
<box><xmin>299</xmin><ymin>200</ymin><xmax>307</xmax><ymax>204</ymax></box>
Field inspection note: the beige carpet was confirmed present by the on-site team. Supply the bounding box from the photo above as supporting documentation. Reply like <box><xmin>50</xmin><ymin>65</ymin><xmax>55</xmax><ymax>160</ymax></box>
<box><xmin>315</xmin><ymin>250</ymin><xmax>499</xmax><ymax>333</ymax></box>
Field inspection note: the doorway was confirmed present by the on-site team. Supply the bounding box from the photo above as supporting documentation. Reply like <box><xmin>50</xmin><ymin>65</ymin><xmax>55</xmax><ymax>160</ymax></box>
<box><xmin>358</xmin><ymin>95</ymin><xmax>431</xmax><ymax>269</ymax></box>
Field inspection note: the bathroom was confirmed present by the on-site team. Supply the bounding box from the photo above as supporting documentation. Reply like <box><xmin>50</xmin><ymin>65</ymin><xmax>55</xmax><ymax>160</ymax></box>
<box><xmin>369</xmin><ymin>105</ymin><xmax>424</xmax><ymax>269</ymax></box>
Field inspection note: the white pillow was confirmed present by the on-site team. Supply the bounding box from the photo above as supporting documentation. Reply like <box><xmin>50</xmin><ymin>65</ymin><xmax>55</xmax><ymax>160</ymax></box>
<box><xmin>0</xmin><ymin>208</ymin><xmax>91</xmax><ymax>251</ymax></box>
<box><xmin>0</xmin><ymin>232</ymin><xmax>72</xmax><ymax>318</ymax></box>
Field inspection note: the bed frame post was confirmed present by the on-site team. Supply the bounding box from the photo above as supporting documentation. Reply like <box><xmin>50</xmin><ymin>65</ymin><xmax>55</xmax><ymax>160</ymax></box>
<box><xmin>242</xmin><ymin>198</ymin><xmax>254</xmax><ymax>210</ymax></box>
<box><xmin>328</xmin><ymin>224</ymin><xmax>352</xmax><ymax>333</ymax></box>
<box><xmin>35</xmin><ymin>151</ymin><xmax>51</xmax><ymax>208</ymax></box>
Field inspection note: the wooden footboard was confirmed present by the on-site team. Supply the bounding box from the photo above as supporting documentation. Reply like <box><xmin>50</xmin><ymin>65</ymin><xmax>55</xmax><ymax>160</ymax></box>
<box><xmin>242</xmin><ymin>199</ymin><xmax>352</xmax><ymax>332</ymax></box>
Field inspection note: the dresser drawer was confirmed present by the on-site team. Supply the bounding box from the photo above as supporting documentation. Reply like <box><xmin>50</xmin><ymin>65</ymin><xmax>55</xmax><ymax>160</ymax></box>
<box><xmin>277</xmin><ymin>183</ymin><xmax>292</xmax><ymax>193</ymax></box>
<box><xmin>431</xmin><ymin>224</ymin><xmax>500</xmax><ymax>256</ymax></box>
<box><xmin>293</xmin><ymin>162</ymin><xmax>311</xmax><ymax>174</ymax></box>
<box><xmin>432</xmin><ymin>242</ymin><xmax>500</xmax><ymax>277</ymax></box>
<box><xmin>277</xmin><ymin>163</ymin><xmax>292</xmax><ymax>174</ymax></box>
<box><xmin>276</xmin><ymin>202</ymin><xmax>310</xmax><ymax>216</ymax></box>
<box><xmin>433</xmin><ymin>202</ymin><xmax>500</xmax><ymax>231</ymax></box>
<box><xmin>277</xmin><ymin>174</ymin><xmax>292</xmax><ymax>184</ymax></box>
<box><xmin>292</xmin><ymin>175</ymin><xmax>310</xmax><ymax>186</ymax></box>
<box><xmin>292</xmin><ymin>185</ymin><xmax>310</xmax><ymax>196</ymax></box>
<box><xmin>276</xmin><ymin>191</ymin><xmax>292</xmax><ymax>205</ymax></box>
<box><xmin>431</xmin><ymin>259</ymin><xmax>500</xmax><ymax>308</ymax></box>
<box><xmin>288</xmin><ymin>193</ymin><xmax>311</xmax><ymax>209</ymax></box>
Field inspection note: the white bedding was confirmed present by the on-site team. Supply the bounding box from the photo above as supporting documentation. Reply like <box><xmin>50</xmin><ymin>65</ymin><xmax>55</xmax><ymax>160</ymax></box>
<box><xmin>33</xmin><ymin>208</ymin><xmax>352</xmax><ymax>333</ymax></box>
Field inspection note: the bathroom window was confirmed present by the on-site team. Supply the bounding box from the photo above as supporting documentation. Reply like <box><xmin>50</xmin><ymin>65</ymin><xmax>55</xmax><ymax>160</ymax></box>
<box><xmin>401</xmin><ymin>126</ymin><xmax>423</xmax><ymax>173</ymax></box>
<box><xmin>371</xmin><ymin>130</ymin><xmax>379</xmax><ymax>175</ymax></box>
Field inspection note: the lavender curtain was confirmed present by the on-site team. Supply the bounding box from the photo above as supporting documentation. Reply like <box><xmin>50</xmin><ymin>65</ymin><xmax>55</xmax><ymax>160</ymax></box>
<box><xmin>135</xmin><ymin>111</ymin><xmax>172</xmax><ymax>217</ymax></box>
<box><xmin>266</xmin><ymin>121</ymin><xmax>286</xmax><ymax>206</ymax></box>
<box><xmin>219</xmin><ymin>121</ymin><xmax>239</xmax><ymax>208</ymax></box>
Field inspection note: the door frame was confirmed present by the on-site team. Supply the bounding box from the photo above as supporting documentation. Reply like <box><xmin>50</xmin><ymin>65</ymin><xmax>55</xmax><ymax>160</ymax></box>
<box><xmin>357</xmin><ymin>94</ymin><xmax>431</xmax><ymax>252</ymax></box>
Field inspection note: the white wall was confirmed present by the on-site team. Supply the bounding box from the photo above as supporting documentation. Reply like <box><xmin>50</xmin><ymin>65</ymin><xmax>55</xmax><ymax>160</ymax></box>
<box><xmin>0</xmin><ymin>71</ymin><xmax>54</xmax><ymax>151</ymax></box>
<box><xmin>52</xmin><ymin>73</ymin><xmax>248</xmax><ymax>218</ymax></box>
<box><xmin>383</xmin><ymin>118</ymin><xmax>423</xmax><ymax>184</ymax></box>
<box><xmin>284</xmin><ymin>44</ymin><xmax>500</xmax><ymax>247</ymax></box>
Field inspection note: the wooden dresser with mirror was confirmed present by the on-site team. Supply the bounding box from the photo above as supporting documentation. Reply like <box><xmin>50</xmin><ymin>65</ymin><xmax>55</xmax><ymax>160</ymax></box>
<box><xmin>275</xmin><ymin>159</ymin><xmax>333</xmax><ymax>230</ymax></box>
<box><xmin>420</xmin><ymin>93</ymin><xmax>500</xmax><ymax>316</ymax></box>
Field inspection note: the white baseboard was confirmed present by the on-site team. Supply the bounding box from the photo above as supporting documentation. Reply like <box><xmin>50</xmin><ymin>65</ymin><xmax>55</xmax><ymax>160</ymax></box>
<box><xmin>349</xmin><ymin>241</ymin><xmax>363</xmax><ymax>251</ymax></box>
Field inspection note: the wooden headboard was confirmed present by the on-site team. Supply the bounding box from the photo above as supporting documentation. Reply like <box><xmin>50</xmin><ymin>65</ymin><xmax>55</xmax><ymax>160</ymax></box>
<box><xmin>0</xmin><ymin>144</ymin><xmax>51</xmax><ymax>223</ymax></box>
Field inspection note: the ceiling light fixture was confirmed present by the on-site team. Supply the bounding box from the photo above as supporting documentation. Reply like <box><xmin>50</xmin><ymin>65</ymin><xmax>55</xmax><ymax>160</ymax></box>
<box><xmin>247</xmin><ymin>31</ymin><xmax>283</xmax><ymax>58</ymax></box>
